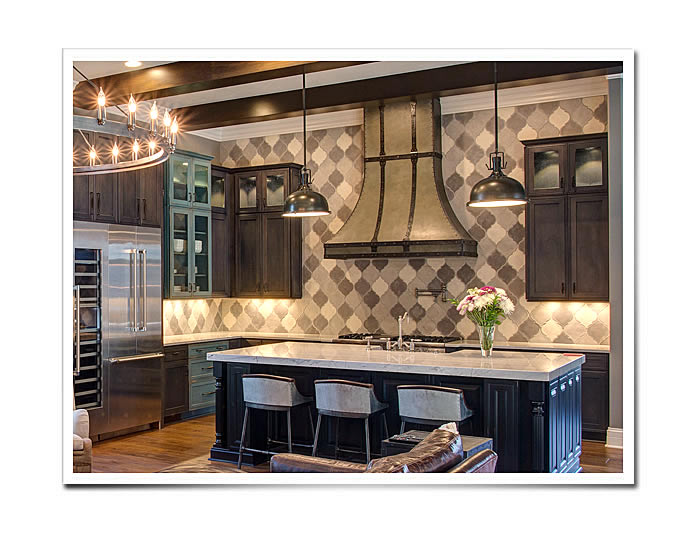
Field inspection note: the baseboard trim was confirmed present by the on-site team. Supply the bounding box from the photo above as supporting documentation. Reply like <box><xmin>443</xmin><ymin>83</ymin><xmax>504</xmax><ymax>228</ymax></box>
<box><xmin>605</xmin><ymin>427</ymin><xmax>623</xmax><ymax>448</ymax></box>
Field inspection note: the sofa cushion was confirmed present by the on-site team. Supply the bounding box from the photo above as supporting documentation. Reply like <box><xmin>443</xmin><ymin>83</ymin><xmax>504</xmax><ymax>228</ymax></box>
<box><xmin>270</xmin><ymin>454</ymin><xmax>367</xmax><ymax>473</ymax></box>
<box><xmin>73</xmin><ymin>433</ymin><xmax>84</xmax><ymax>451</ymax></box>
<box><xmin>365</xmin><ymin>428</ymin><xmax>464</xmax><ymax>473</ymax></box>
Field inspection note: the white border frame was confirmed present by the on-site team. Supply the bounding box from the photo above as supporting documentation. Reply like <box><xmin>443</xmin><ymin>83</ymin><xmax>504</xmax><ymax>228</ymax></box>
<box><xmin>63</xmin><ymin>48</ymin><xmax>634</xmax><ymax>485</ymax></box>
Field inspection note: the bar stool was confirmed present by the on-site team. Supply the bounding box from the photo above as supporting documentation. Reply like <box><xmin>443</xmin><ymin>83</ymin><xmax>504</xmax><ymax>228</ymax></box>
<box><xmin>312</xmin><ymin>379</ymin><xmax>389</xmax><ymax>464</ymax></box>
<box><xmin>397</xmin><ymin>385</ymin><xmax>474</xmax><ymax>434</ymax></box>
<box><xmin>238</xmin><ymin>374</ymin><xmax>315</xmax><ymax>469</ymax></box>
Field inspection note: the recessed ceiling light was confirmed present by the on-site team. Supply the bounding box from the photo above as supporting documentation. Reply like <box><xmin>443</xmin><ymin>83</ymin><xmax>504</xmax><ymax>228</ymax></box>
<box><xmin>124</xmin><ymin>60</ymin><xmax>142</xmax><ymax>68</ymax></box>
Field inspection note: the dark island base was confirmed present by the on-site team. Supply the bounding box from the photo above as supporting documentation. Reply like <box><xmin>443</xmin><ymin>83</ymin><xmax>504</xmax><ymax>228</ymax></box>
<box><xmin>211</xmin><ymin>361</ymin><xmax>582</xmax><ymax>473</ymax></box>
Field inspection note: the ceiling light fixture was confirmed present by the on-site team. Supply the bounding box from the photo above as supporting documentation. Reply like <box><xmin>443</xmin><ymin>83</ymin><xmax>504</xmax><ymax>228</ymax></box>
<box><xmin>467</xmin><ymin>62</ymin><xmax>527</xmax><ymax>208</ymax></box>
<box><xmin>124</xmin><ymin>60</ymin><xmax>142</xmax><ymax>68</ymax></box>
<box><xmin>72</xmin><ymin>65</ymin><xmax>177</xmax><ymax>176</ymax></box>
<box><xmin>282</xmin><ymin>68</ymin><xmax>331</xmax><ymax>218</ymax></box>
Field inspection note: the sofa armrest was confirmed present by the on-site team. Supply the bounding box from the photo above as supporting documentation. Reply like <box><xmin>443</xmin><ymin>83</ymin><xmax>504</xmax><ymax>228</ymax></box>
<box><xmin>73</xmin><ymin>409</ymin><xmax>90</xmax><ymax>439</ymax></box>
<box><xmin>270</xmin><ymin>453</ymin><xmax>367</xmax><ymax>473</ymax></box>
<box><xmin>447</xmin><ymin>449</ymin><xmax>498</xmax><ymax>473</ymax></box>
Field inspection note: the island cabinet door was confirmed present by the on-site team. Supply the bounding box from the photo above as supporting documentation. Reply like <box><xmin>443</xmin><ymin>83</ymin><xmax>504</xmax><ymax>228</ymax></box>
<box><xmin>558</xmin><ymin>377</ymin><xmax>569</xmax><ymax>471</ymax></box>
<box><xmin>548</xmin><ymin>380</ymin><xmax>559</xmax><ymax>472</ymax></box>
<box><xmin>483</xmin><ymin>380</ymin><xmax>519</xmax><ymax>473</ymax></box>
<box><xmin>573</xmin><ymin>368</ymin><xmax>582</xmax><ymax>458</ymax></box>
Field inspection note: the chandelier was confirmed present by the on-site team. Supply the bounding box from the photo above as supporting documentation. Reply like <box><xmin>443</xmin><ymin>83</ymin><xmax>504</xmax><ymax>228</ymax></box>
<box><xmin>72</xmin><ymin>66</ymin><xmax>178</xmax><ymax>176</ymax></box>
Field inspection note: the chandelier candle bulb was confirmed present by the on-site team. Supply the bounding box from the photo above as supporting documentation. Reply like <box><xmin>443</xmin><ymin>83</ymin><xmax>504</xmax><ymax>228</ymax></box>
<box><xmin>96</xmin><ymin>87</ymin><xmax>106</xmax><ymax>125</ymax></box>
<box><xmin>149</xmin><ymin>102</ymin><xmax>158</xmax><ymax>134</ymax></box>
<box><xmin>127</xmin><ymin>94</ymin><xmax>136</xmax><ymax>131</ymax></box>
<box><xmin>170</xmin><ymin>117</ymin><xmax>178</xmax><ymax>147</ymax></box>
<box><xmin>148</xmin><ymin>140</ymin><xmax>156</xmax><ymax>156</ymax></box>
<box><xmin>162</xmin><ymin>109</ymin><xmax>171</xmax><ymax>138</ymax></box>
<box><xmin>132</xmin><ymin>139</ymin><xmax>139</xmax><ymax>160</ymax></box>
<box><xmin>111</xmin><ymin>142</ymin><xmax>119</xmax><ymax>164</ymax></box>
<box><xmin>89</xmin><ymin>146</ymin><xmax>97</xmax><ymax>166</ymax></box>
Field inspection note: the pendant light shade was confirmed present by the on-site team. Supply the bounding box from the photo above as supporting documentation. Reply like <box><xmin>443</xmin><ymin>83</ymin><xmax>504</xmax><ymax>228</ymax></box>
<box><xmin>283</xmin><ymin>69</ymin><xmax>331</xmax><ymax>218</ymax></box>
<box><xmin>467</xmin><ymin>63</ymin><xmax>526</xmax><ymax>208</ymax></box>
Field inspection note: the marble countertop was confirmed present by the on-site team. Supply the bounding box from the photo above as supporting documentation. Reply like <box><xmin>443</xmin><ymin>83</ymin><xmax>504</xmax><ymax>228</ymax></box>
<box><xmin>163</xmin><ymin>331</ymin><xmax>336</xmax><ymax>346</ymax></box>
<box><xmin>164</xmin><ymin>331</ymin><xmax>608</xmax><ymax>353</ymax></box>
<box><xmin>209</xmin><ymin>341</ymin><xmax>585</xmax><ymax>382</ymax></box>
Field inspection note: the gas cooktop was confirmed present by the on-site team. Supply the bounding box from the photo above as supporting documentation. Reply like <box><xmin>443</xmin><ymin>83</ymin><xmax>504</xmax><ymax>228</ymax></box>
<box><xmin>336</xmin><ymin>333</ymin><xmax>460</xmax><ymax>344</ymax></box>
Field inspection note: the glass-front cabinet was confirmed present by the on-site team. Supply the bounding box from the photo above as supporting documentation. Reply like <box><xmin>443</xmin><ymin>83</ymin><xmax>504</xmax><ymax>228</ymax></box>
<box><xmin>234</xmin><ymin>167</ymin><xmax>292</xmax><ymax>212</ymax></box>
<box><xmin>166</xmin><ymin>150</ymin><xmax>214</xmax><ymax>298</ymax></box>
<box><xmin>524</xmin><ymin>135</ymin><xmax>607</xmax><ymax>197</ymax></box>
<box><xmin>169</xmin><ymin>208</ymin><xmax>212</xmax><ymax>297</ymax></box>
<box><xmin>169</xmin><ymin>151</ymin><xmax>211</xmax><ymax>209</ymax></box>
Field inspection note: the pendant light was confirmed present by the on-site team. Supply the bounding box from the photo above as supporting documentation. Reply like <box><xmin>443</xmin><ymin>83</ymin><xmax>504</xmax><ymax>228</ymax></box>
<box><xmin>282</xmin><ymin>68</ymin><xmax>331</xmax><ymax>218</ymax></box>
<box><xmin>467</xmin><ymin>62</ymin><xmax>527</xmax><ymax>208</ymax></box>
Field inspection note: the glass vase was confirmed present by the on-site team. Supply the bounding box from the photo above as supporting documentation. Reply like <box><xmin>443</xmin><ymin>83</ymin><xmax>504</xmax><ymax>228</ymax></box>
<box><xmin>477</xmin><ymin>325</ymin><xmax>496</xmax><ymax>357</ymax></box>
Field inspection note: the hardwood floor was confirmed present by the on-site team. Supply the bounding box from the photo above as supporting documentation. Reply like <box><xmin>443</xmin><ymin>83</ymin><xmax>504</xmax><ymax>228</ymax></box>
<box><xmin>91</xmin><ymin>414</ymin><xmax>622</xmax><ymax>474</ymax></box>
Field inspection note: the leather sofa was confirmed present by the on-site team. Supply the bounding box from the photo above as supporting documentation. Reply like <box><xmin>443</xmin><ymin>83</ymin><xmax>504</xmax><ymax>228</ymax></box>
<box><xmin>270</xmin><ymin>426</ymin><xmax>497</xmax><ymax>473</ymax></box>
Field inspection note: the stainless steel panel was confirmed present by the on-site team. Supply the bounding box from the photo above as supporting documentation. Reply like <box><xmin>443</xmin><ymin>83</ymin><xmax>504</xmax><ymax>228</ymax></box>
<box><xmin>106</xmin><ymin>354</ymin><xmax>162</xmax><ymax>433</ymax></box>
<box><xmin>105</xmin><ymin>224</ymin><xmax>137</xmax><ymax>361</ymax></box>
<box><xmin>136</xmin><ymin>226</ymin><xmax>162</xmax><ymax>354</ymax></box>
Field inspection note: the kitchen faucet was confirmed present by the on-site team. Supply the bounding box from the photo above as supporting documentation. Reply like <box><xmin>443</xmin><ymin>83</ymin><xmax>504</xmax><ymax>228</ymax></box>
<box><xmin>393</xmin><ymin>312</ymin><xmax>410</xmax><ymax>351</ymax></box>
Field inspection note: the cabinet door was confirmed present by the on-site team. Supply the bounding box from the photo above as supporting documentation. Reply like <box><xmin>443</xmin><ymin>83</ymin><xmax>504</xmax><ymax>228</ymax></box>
<box><xmin>484</xmin><ymin>380</ymin><xmax>519</xmax><ymax>472</ymax></box>
<box><xmin>170</xmin><ymin>208</ymin><xmax>192</xmax><ymax>297</ymax></box>
<box><xmin>192</xmin><ymin>211</ymin><xmax>212</xmax><ymax>296</ymax></box>
<box><xmin>163</xmin><ymin>360</ymin><xmax>189</xmax><ymax>417</ymax></box>
<box><xmin>211</xmin><ymin>211</ymin><xmax>230</xmax><ymax>297</ymax></box>
<box><xmin>261</xmin><ymin>168</ymin><xmax>289</xmax><ymax>211</ymax></box>
<box><xmin>548</xmin><ymin>380</ymin><xmax>559</xmax><ymax>472</ymax></box>
<box><xmin>262</xmin><ymin>213</ymin><xmax>290</xmax><ymax>297</ymax></box>
<box><xmin>573</xmin><ymin>368</ymin><xmax>582</xmax><ymax>457</ymax></box>
<box><xmin>169</xmin><ymin>154</ymin><xmax>190</xmax><ymax>206</ymax></box>
<box><xmin>73</xmin><ymin>130</ymin><xmax>94</xmax><ymax>221</ymax></box>
<box><xmin>139</xmin><ymin>163</ymin><xmax>163</xmax><ymax>228</ymax></box>
<box><xmin>581</xmin><ymin>369</ymin><xmax>609</xmax><ymax>440</ymax></box>
<box><xmin>235</xmin><ymin>214</ymin><xmax>261</xmax><ymax>296</ymax></box>
<box><xmin>526</xmin><ymin>198</ymin><xmax>568</xmax><ymax>300</ymax></box>
<box><xmin>235</xmin><ymin>172</ymin><xmax>259</xmax><ymax>213</ymax></box>
<box><xmin>93</xmin><ymin>173</ymin><xmax>118</xmax><ymax>223</ymax></box>
<box><xmin>211</xmin><ymin>166</ymin><xmax>228</xmax><ymax>214</ymax></box>
<box><xmin>118</xmin><ymin>170</ymin><xmax>141</xmax><ymax>225</ymax></box>
<box><xmin>192</xmin><ymin>159</ymin><xmax>211</xmax><ymax>209</ymax></box>
<box><xmin>569</xmin><ymin>195</ymin><xmax>609</xmax><ymax>300</ymax></box>
<box><xmin>568</xmin><ymin>138</ymin><xmax>608</xmax><ymax>194</ymax></box>
<box><xmin>525</xmin><ymin>143</ymin><xmax>567</xmax><ymax>197</ymax></box>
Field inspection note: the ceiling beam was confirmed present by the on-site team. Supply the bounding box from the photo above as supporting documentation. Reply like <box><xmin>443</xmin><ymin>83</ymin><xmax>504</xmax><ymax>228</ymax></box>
<box><xmin>72</xmin><ymin>61</ymin><xmax>373</xmax><ymax>109</ymax></box>
<box><xmin>173</xmin><ymin>61</ymin><xmax>622</xmax><ymax>132</ymax></box>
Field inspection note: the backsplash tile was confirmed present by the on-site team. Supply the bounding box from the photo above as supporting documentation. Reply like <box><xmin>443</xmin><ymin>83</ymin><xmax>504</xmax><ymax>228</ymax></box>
<box><xmin>164</xmin><ymin>96</ymin><xmax>609</xmax><ymax>345</ymax></box>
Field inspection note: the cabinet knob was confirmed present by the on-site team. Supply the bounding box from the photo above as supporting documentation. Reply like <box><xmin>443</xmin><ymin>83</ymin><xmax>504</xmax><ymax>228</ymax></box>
<box><xmin>560</xmin><ymin>384</ymin><xmax>566</xmax><ymax>391</ymax></box>
<box><xmin>569</xmin><ymin>379</ymin><xmax>573</xmax><ymax>386</ymax></box>
<box><xmin>551</xmin><ymin>389</ymin><xmax>557</xmax><ymax>397</ymax></box>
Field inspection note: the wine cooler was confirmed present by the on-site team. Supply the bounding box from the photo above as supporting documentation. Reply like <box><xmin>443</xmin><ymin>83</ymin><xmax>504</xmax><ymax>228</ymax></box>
<box><xmin>73</xmin><ymin>247</ymin><xmax>103</xmax><ymax>410</ymax></box>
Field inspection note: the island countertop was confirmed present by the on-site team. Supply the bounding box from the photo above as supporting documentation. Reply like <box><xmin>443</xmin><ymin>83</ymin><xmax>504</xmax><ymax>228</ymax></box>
<box><xmin>208</xmin><ymin>341</ymin><xmax>585</xmax><ymax>382</ymax></box>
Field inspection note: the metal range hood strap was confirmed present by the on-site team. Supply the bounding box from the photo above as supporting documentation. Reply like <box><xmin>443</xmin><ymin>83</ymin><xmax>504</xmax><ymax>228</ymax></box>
<box><xmin>324</xmin><ymin>97</ymin><xmax>477</xmax><ymax>259</ymax></box>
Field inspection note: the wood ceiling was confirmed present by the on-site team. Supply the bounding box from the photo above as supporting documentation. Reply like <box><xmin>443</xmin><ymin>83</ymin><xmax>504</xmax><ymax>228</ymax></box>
<box><xmin>73</xmin><ymin>60</ymin><xmax>622</xmax><ymax>132</ymax></box>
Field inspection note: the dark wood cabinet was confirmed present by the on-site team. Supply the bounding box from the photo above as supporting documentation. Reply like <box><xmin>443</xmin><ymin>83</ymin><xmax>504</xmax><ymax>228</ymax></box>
<box><xmin>483</xmin><ymin>380</ymin><xmax>519</xmax><ymax>472</ymax></box>
<box><xmin>163</xmin><ymin>346</ymin><xmax>189</xmax><ymax>418</ymax></box>
<box><xmin>118</xmin><ymin>164</ymin><xmax>163</xmax><ymax>228</ymax></box>
<box><xmin>524</xmin><ymin>134</ymin><xmax>609</xmax><ymax>301</ymax></box>
<box><xmin>232</xmin><ymin>164</ymin><xmax>302</xmax><ymax>299</ymax></box>
<box><xmin>73</xmin><ymin>130</ymin><xmax>162</xmax><ymax>227</ymax></box>
<box><xmin>211</xmin><ymin>211</ymin><xmax>230</xmax><ymax>297</ymax></box>
<box><xmin>570</xmin><ymin>195</ymin><xmax>609</xmax><ymax>300</ymax></box>
<box><xmin>581</xmin><ymin>353</ymin><xmax>609</xmax><ymax>441</ymax></box>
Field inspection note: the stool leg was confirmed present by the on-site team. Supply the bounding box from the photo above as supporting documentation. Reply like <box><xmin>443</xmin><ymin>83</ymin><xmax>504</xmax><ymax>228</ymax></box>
<box><xmin>400</xmin><ymin>419</ymin><xmax>406</xmax><ymax>434</ymax></box>
<box><xmin>312</xmin><ymin>414</ymin><xmax>322</xmax><ymax>456</ymax></box>
<box><xmin>238</xmin><ymin>406</ymin><xmax>249</xmax><ymax>469</ymax></box>
<box><xmin>364</xmin><ymin>417</ymin><xmax>371</xmax><ymax>464</ymax></box>
<box><xmin>308</xmin><ymin>405</ymin><xmax>315</xmax><ymax>440</ymax></box>
<box><xmin>286</xmin><ymin>409</ymin><xmax>293</xmax><ymax>453</ymax></box>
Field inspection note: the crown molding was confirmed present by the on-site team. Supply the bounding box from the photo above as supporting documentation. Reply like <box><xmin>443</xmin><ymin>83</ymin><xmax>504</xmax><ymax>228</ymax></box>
<box><xmin>190</xmin><ymin>76</ymin><xmax>608</xmax><ymax>142</ymax></box>
<box><xmin>440</xmin><ymin>76</ymin><xmax>609</xmax><ymax>115</ymax></box>
<box><xmin>191</xmin><ymin>108</ymin><xmax>364</xmax><ymax>142</ymax></box>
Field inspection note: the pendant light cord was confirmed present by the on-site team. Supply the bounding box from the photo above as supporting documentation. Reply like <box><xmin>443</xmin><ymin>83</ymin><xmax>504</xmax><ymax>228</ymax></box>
<box><xmin>493</xmin><ymin>61</ymin><xmax>498</xmax><ymax>154</ymax></box>
<box><xmin>302</xmin><ymin>68</ymin><xmax>307</xmax><ymax>171</ymax></box>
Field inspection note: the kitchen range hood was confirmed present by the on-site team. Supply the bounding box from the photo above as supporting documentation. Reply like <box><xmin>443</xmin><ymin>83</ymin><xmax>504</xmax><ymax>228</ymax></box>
<box><xmin>324</xmin><ymin>97</ymin><xmax>477</xmax><ymax>259</ymax></box>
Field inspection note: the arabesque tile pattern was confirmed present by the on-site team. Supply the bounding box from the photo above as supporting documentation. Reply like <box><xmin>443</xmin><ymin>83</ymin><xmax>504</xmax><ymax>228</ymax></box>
<box><xmin>164</xmin><ymin>96</ymin><xmax>609</xmax><ymax>345</ymax></box>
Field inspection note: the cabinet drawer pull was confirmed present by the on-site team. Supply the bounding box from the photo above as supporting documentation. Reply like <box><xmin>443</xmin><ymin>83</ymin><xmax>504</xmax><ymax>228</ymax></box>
<box><xmin>137</xmin><ymin>198</ymin><xmax>141</xmax><ymax>219</ymax></box>
<box><xmin>572</xmin><ymin>174</ymin><xmax>576</xmax><ymax>187</ymax></box>
<box><xmin>142</xmin><ymin>198</ymin><xmax>146</xmax><ymax>219</ymax></box>
<box><xmin>89</xmin><ymin>192</ymin><xmax>94</xmax><ymax>213</ymax></box>
<box><xmin>205</xmin><ymin>366</ymin><xmax>214</xmax><ymax>370</ymax></box>
<box><xmin>96</xmin><ymin>192</ymin><xmax>101</xmax><ymax>215</ymax></box>
<box><xmin>561</xmin><ymin>282</ymin><xmax>565</xmax><ymax>294</ymax></box>
<box><xmin>203</xmin><ymin>391</ymin><xmax>216</xmax><ymax>396</ymax></box>
<box><xmin>573</xmin><ymin>282</ymin><xmax>576</xmax><ymax>294</ymax></box>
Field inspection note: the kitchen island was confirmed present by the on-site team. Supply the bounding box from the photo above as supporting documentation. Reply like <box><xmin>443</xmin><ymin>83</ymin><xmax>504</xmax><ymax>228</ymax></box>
<box><xmin>209</xmin><ymin>342</ymin><xmax>585</xmax><ymax>472</ymax></box>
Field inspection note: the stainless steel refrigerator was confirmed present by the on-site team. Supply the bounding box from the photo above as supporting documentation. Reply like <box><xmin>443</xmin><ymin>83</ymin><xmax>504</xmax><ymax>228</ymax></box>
<box><xmin>73</xmin><ymin>221</ymin><xmax>163</xmax><ymax>438</ymax></box>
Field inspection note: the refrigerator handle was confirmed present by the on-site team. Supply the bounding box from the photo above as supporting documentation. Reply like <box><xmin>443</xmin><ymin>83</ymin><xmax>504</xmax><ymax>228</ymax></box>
<box><xmin>73</xmin><ymin>285</ymin><xmax>81</xmax><ymax>375</ymax></box>
<box><xmin>130</xmin><ymin>249</ymin><xmax>137</xmax><ymax>332</ymax></box>
<box><xmin>139</xmin><ymin>249</ymin><xmax>147</xmax><ymax>332</ymax></box>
